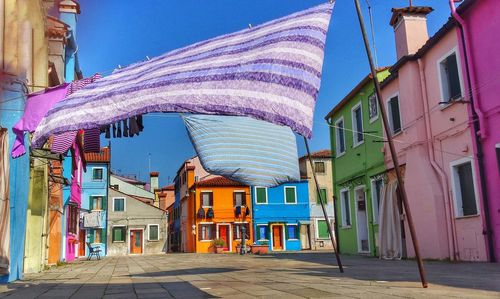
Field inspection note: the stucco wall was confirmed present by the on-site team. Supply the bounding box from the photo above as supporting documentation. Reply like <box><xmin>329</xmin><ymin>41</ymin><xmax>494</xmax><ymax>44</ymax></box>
<box><xmin>110</xmin><ymin>175</ymin><xmax>154</xmax><ymax>199</ymax></box>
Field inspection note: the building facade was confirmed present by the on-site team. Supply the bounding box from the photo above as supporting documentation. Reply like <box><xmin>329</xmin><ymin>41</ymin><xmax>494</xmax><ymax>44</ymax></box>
<box><xmin>107</xmin><ymin>188</ymin><xmax>167</xmax><ymax>256</ymax></box>
<box><xmin>298</xmin><ymin>150</ymin><xmax>336</xmax><ymax>251</ymax></box>
<box><xmin>325</xmin><ymin>69</ymin><xmax>390</xmax><ymax>256</ymax></box>
<box><xmin>252</xmin><ymin>181</ymin><xmax>310</xmax><ymax>252</ymax></box>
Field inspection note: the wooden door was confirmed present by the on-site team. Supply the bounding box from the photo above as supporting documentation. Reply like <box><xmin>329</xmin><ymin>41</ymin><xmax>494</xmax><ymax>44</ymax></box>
<box><xmin>272</xmin><ymin>225</ymin><xmax>283</xmax><ymax>250</ymax></box>
<box><xmin>79</xmin><ymin>230</ymin><xmax>86</xmax><ymax>257</ymax></box>
<box><xmin>130</xmin><ymin>230</ymin><xmax>143</xmax><ymax>254</ymax></box>
<box><xmin>219</xmin><ymin>225</ymin><xmax>230</xmax><ymax>251</ymax></box>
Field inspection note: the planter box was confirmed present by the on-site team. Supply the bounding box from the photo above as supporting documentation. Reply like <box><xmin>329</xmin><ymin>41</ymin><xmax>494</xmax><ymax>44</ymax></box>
<box><xmin>251</xmin><ymin>245</ymin><xmax>269</xmax><ymax>255</ymax></box>
<box><xmin>214</xmin><ymin>246</ymin><xmax>224</xmax><ymax>254</ymax></box>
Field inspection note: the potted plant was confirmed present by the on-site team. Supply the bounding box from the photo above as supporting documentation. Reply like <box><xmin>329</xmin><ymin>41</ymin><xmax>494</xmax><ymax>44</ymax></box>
<box><xmin>212</xmin><ymin>238</ymin><xmax>225</xmax><ymax>254</ymax></box>
<box><xmin>251</xmin><ymin>241</ymin><xmax>269</xmax><ymax>255</ymax></box>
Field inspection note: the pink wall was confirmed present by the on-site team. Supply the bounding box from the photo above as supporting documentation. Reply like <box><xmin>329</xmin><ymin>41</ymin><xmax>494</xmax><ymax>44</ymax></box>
<box><xmin>381</xmin><ymin>25</ymin><xmax>487</xmax><ymax>261</ymax></box>
<box><xmin>66</xmin><ymin>142</ymin><xmax>83</xmax><ymax>262</ymax></box>
<box><xmin>457</xmin><ymin>0</ymin><xmax>500</xmax><ymax>261</ymax></box>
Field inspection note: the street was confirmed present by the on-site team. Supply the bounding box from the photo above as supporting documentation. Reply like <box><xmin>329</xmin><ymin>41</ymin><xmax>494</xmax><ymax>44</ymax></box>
<box><xmin>0</xmin><ymin>252</ymin><xmax>499</xmax><ymax>298</ymax></box>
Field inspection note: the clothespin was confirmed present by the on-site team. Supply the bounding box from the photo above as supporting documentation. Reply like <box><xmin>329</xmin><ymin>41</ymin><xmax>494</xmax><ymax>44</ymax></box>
<box><xmin>146</xmin><ymin>56</ymin><xmax>151</xmax><ymax>61</ymax></box>
<box><xmin>248</xmin><ymin>23</ymin><xmax>252</xmax><ymax>29</ymax></box>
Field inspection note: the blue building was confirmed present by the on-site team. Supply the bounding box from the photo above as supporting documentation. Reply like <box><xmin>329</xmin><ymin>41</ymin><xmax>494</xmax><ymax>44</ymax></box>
<box><xmin>252</xmin><ymin>181</ymin><xmax>310</xmax><ymax>252</ymax></box>
<box><xmin>80</xmin><ymin>147</ymin><xmax>110</xmax><ymax>257</ymax></box>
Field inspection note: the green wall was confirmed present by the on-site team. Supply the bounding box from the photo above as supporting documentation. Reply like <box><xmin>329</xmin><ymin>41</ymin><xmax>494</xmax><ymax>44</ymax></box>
<box><xmin>328</xmin><ymin>70</ymin><xmax>389</xmax><ymax>256</ymax></box>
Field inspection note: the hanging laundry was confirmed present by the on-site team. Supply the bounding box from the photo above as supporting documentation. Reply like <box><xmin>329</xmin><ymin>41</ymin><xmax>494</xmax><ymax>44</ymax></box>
<box><xmin>197</xmin><ymin>207</ymin><xmax>205</xmax><ymax>219</ymax></box>
<box><xmin>11</xmin><ymin>83</ymin><xmax>70</xmax><ymax>157</ymax></box>
<box><xmin>235</xmin><ymin>206</ymin><xmax>242</xmax><ymax>217</ymax></box>
<box><xmin>183</xmin><ymin>114</ymin><xmax>300</xmax><ymax>187</ymax></box>
<box><xmin>245</xmin><ymin>206</ymin><xmax>250</xmax><ymax>216</ymax></box>
<box><xmin>83</xmin><ymin>211</ymin><xmax>102</xmax><ymax>228</ymax></box>
<box><xmin>116</xmin><ymin>121</ymin><xmax>122</xmax><ymax>138</ymax></box>
<box><xmin>83</xmin><ymin>127</ymin><xmax>100</xmax><ymax>153</ymax></box>
<box><xmin>122</xmin><ymin>119</ymin><xmax>129</xmax><ymax>137</ymax></box>
<box><xmin>137</xmin><ymin>115</ymin><xmax>144</xmax><ymax>131</ymax></box>
<box><xmin>31</xmin><ymin>2</ymin><xmax>335</xmax><ymax>148</ymax></box>
<box><xmin>112</xmin><ymin>123</ymin><xmax>116</xmax><ymax>138</ymax></box>
<box><xmin>104</xmin><ymin>125</ymin><xmax>110</xmax><ymax>139</ymax></box>
<box><xmin>379</xmin><ymin>180</ymin><xmax>402</xmax><ymax>260</ymax></box>
<box><xmin>0</xmin><ymin>129</ymin><xmax>10</xmax><ymax>274</ymax></box>
<box><xmin>206</xmin><ymin>208</ymin><xmax>214</xmax><ymax>219</ymax></box>
<box><xmin>128</xmin><ymin>116</ymin><xmax>140</xmax><ymax>137</ymax></box>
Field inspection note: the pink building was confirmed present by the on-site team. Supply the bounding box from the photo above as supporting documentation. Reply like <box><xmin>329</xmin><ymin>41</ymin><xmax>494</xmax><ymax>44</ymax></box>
<box><xmin>379</xmin><ymin>5</ymin><xmax>488</xmax><ymax>261</ymax></box>
<box><xmin>450</xmin><ymin>0</ymin><xmax>500</xmax><ymax>262</ymax></box>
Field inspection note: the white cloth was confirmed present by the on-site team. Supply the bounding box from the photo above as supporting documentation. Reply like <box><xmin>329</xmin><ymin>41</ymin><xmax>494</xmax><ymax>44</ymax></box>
<box><xmin>83</xmin><ymin>211</ymin><xmax>102</xmax><ymax>228</ymax></box>
<box><xmin>378</xmin><ymin>180</ymin><xmax>402</xmax><ymax>260</ymax></box>
<box><xmin>0</xmin><ymin>130</ymin><xmax>10</xmax><ymax>273</ymax></box>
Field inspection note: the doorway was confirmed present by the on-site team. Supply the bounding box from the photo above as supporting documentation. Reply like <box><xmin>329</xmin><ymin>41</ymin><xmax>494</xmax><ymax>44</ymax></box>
<box><xmin>355</xmin><ymin>186</ymin><xmax>370</xmax><ymax>253</ymax></box>
<box><xmin>300</xmin><ymin>224</ymin><xmax>311</xmax><ymax>250</ymax></box>
<box><xmin>218</xmin><ymin>224</ymin><xmax>231</xmax><ymax>251</ymax></box>
<box><xmin>79</xmin><ymin>229</ymin><xmax>86</xmax><ymax>257</ymax></box>
<box><xmin>272</xmin><ymin>224</ymin><xmax>284</xmax><ymax>251</ymax></box>
<box><xmin>130</xmin><ymin>229</ymin><xmax>143</xmax><ymax>254</ymax></box>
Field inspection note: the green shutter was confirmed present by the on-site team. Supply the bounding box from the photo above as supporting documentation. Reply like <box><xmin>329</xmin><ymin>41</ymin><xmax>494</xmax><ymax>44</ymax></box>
<box><xmin>285</xmin><ymin>225</ymin><xmax>289</xmax><ymax>239</ymax></box>
<box><xmin>88</xmin><ymin>229</ymin><xmax>95</xmax><ymax>243</ymax></box>
<box><xmin>285</xmin><ymin>187</ymin><xmax>295</xmax><ymax>203</ymax></box>
<box><xmin>89</xmin><ymin>196</ymin><xmax>94</xmax><ymax>210</ymax></box>
<box><xmin>318</xmin><ymin>220</ymin><xmax>329</xmax><ymax>239</ymax></box>
<box><xmin>102</xmin><ymin>196</ymin><xmax>107</xmax><ymax>211</ymax></box>
<box><xmin>256</xmin><ymin>188</ymin><xmax>266</xmax><ymax>203</ymax></box>
<box><xmin>317</xmin><ymin>189</ymin><xmax>327</xmax><ymax>204</ymax></box>
<box><xmin>256</xmin><ymin>226</ymin><xmax>261</xmax><ymax>241</ymax></box>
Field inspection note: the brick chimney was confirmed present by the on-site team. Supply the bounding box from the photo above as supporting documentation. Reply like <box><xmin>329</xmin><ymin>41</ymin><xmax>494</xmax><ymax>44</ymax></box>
<box><xmin>150</xmin><ymin>172</ymin><xmax>159</xmax><ymax>192</ymax></box>
<box><xmin>390</xmin><ymin>6</ymin><xmax>433</xmax><ymax>60</ymax></box>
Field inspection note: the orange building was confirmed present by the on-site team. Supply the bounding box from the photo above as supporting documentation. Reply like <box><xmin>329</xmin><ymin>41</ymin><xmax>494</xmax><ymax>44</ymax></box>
<box><xmin>185</xmin><ymin>176</ymin><xmax>252</xmax><ymax>253</ymax></box>
<box><xmin>47</xmin><ymin>159</ymin><xmax>64</xmax><ymax>265</ymax></box>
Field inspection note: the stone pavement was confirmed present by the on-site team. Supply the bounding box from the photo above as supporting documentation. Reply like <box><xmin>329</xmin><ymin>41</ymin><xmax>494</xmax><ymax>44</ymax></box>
<box><xmin>0</xmin><ymin>252</ymin><xmax>499</xmax><ymax>298</ymax></box>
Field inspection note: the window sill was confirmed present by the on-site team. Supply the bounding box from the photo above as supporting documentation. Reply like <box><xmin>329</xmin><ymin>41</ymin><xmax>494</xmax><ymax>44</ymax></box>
<box><xmin>391</xmin><ymin>131</ymin><xmax>403</xmax><ymax>137</ymax></box>
<box><xmin>336</xmin><ymin>151</ymin><xmax>346</xmax><ymax>158</ymax></box>
<box><xmin>287</xmin><ymin>238</ymin><xmax>299</xmax><ymax>241</ymax></box>
<box><xmin>148</xmin><ymin>239</ymin><xmax>160</xmax><ymax>242</ymax></box>
<box><xmin>341</xmin><ymin>226</ymin><xmax>351</xmax><ymax>230</ymax></box>
<box><xmin>255</xmin><ymin>202</ymin><xmax>268</xmax><ymax>205</ymax></box>
<box><xmin>353</xmin><ymin>140</ymin><xmax>365</xmax><ymax>148</ymax></box>
<box><xmin>200</xmin><ymin>240</ymin><xmax>213</xmax><ymax>243</ymax></box>
<box><xmin>317</xmin><ymin>237</ymin><xmax>330</xmax><ymax>240</ymax></box>
<box><xmin>369</xmin><ymin>116</ymin><xmax>379</xmax><ymax>124</ymax></box>
<box><xmin>284</xmin><ymin>202</ymin><xmax>297</xmax><ymax>205</ymax></box>
<box><xmin>455</xmin><ymin>214</ymin><xmax>480</xmax><ymax>220</ymax></box>
<box><xmin>201</xmin><ymin>206</ymin><xmax>213</xmax><ymax>209</ymax></box>
<box><xmin>112</xmin><ymin>241</ymin><xmax>125</xmax><ymax>243</ymax></box>
<box><xmin>439</xmin><ymin>97</ymin><xmax>464</xmax><ymax>111</ymax></box>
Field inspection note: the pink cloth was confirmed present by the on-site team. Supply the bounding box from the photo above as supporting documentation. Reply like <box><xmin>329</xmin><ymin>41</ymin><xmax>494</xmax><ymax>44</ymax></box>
<box><xmin>69</xmin><ymin>142</ymin><xmax>82</xmax><ymax>206</ymax></box>
<box><xmin>11</xmin><ymin>84</ymin><xmax>70</xmax><ymax>158</ymax></box>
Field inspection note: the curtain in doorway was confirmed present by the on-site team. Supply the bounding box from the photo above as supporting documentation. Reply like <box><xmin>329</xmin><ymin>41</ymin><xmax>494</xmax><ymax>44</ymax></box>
<box><xmin>0</xmin><ymin>129</ymin><xmax>10</xmax><ymax>274</ymax></box>
<box><xmin>378</xmin><ymin>180</ymin><xmax>402</xmax><ymax>260</ymax></box>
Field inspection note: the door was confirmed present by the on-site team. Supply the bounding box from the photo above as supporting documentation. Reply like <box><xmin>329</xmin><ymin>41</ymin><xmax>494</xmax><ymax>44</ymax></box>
<box><xmin>130</xmin><ymin>230</ymin><xmax>143</xmax><ymax>254</ymax></box>
<box><xmin>272</xmin><ymin>225</ymin><xmax>283</xmax><ymax>250</ymax></box>
<box><xmin>79</xmin><ymin>230</ymin><xmax>86</xmax><ymax>257</ymax></box>
<box><xmin>300</xmin><ymin>224</ymin><xmax>311</xmax><ymax>250</ymax></box>
<box><xmin>355</xmin><ymin>187</ymin><xmax>370</xmax><ymax>253</ymax></box>
<box><xmin>218</xmin><ymin>225</ymin><xmax>230</xmax><ymax>251</ymax></box>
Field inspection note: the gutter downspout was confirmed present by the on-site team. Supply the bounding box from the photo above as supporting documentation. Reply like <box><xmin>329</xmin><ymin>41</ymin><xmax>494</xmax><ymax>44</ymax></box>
<box><xmin>449</xmin><ymin>0</ymin><xmax>496</xmax><ymax>262</ymax></box>
<box><xmin>417</xmin><ymin>58</ymin><xmax>458</xmax><ymax>261</ymax></box>
<box><xmin>327</xmin><ymin>117</ymin><xmax>340</xmax><ymax>253</ymax></box>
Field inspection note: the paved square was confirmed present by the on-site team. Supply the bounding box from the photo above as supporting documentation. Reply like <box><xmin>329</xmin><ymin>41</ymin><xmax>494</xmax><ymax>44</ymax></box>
<box><xmin>0</xmin><ymin>252</ymin><xmax>499</xmax><ymax>298</ymax></box>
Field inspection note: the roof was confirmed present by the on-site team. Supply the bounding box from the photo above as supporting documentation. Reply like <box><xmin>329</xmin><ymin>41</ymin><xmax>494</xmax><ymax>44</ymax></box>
<box><xmin>111</xmin><ymin>173</ymin><xmax>147</xmax><ymax>185</ymax></box>
<box><xmin>193</xmin><ymin>176</ymin><xmax>247</xmax><ymax>187</ymax></box>
<box><xmin>162</xmin><ymin>184</ymin><xmax>175</xmax><ymax>191</ymax></box>
<box><xmin>109</xmin><ymin>187</ymin><xmax>166</xmax><ymax>212</ymax></box>
<box><xmin>389</xmin><ymin>6</ymin><xmax>434</xmax><ymax>26</ymax></box>
<box><xmin>325</xmin><ymin>67</ymin><xmax>390</xmax><ymax>120</ymax></box>
<box><xmin>299</xmin><ymin>149</ymin><xmax>332</xmax><ymax>160</ymax></box>
<box><xmin>84</xmin><ymin>147</ymin><xmax>110</xmax><ymax>163</ymax></box>
<box><xmin>45</xmin><ymin>16</ymin><xmax>69</xmax><ymax>39</ymax></box>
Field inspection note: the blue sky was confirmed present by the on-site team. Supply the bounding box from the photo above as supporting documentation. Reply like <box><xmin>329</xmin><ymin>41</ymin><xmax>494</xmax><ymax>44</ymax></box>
<box><xmin>77</xmin><ymin>0</ymin><xmax>452</xmax><ymax>186</ymax></box>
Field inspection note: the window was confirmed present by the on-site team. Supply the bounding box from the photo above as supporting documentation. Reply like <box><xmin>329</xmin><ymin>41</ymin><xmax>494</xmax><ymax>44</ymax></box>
<box><xmin>314</xmin><ymin>161</ymin><xmax>325</xmax><ymax>173</ymax></box>
<box><xmin>92</xmin><ymin>168</ymin><xmax>103</xmax><ymax>181</ymax></box>
<box><xmin>340</xmin><ymin>189</ymin><xmax>351</xmax><ymax>227</ymax></box>
<box><xmin>287</xmin><ymin>225</ymin><xmax>298</xmax><ymax>240</ymax></box>
<box><xmin>317</xmin><ymin>220</ymin><xmax>330</xmax><ymax>239</ymax></box>
<box><xmin>148</xmin><ymin>224</ymin><xmax>159</xmax><ymax>241</ymax></box>
<box><xmin>233</xmin><ymin>223</ymin><xmax>250</xmax><ymax>240</ymax></box>
<box><xmin>387</xmin><ymin>95</ymin><xmax>402</xmax><ymax>135</ymax></box>
<box><xmin>256</xmin><ymin>225</ymin><xmax>268</xmax><ymax>240</ymax></box>
<box><xmin>200</xmin><ymin>192</ymin><xmax>213</xmax><ymax>207</ymax></box>
<box><xmin>90</xmin><ymin>196</ymin><xmax>104</xmax><ymax>211</ymax></box>
<box><xmin>68</xmin><ymin>204</ymin><xmax>78</xmax><ymax>234</ymax></box>
<box><xmin>316</xmin><ymin>188</ymin><xmax>327</xmax><ymax>205</ymax></box>
<box><xmin>451</xmin><ymin>159</ymin><xmax>478</xmax><ymax>217</ymax></box>
<box><xmin>233</xmin><ymin>191</ymin><xmax>246</xmax><ymax>207</ymax></box>
<box><xmin>352</xmin><ymin>103</ymin><xmax>364</xmax><ymax>146</ymax></box>
<box><xmin>439</xmin><ymin>51</ymin><xmax>462</xmax><ymax>103</ymax></box>
<box><xmin>371</xmin><ymin>179</ymin><xmax>383</xmax><ymax>224</ymax></box>
<box><xmin>255</xmin><ymin>187</ymin><xmax>267</xmax><ymax>204</ymax></box>
<box><xmin>113</xmin><ymin>197</ymin><xmax>125</xmax><ymax>212</ymax></box>
<box><xmin>198</xmin><ymin>224</ymin><xmax>215</xmax><ymax>241</ymax></box>
<box><xmin>368</xmin><ymin>93</ymin><xmax>378</xmax><ymax>122</ymax></box>
<box><xmin>284</xmin><ymin>186</ymin><xmax>297</xmax><ymax>204</ymax></box>
<box><xmin>335</xmin><ymin>118</ymin><xmax>346</xmax><ymax>156</ymax></box>
<box><xmin>112</xmin><ymin>226</ymin><xmax>126</xmax><ymax>242</ymax></box>
<box><xmin>93</xmin><ymin>229</ymin><xmax>102</xmax><ymax>243</ymax></box>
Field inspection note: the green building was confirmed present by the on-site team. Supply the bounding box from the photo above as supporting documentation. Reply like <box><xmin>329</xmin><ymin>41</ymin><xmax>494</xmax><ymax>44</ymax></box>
<box><xmin>325</xmin><ymin>68</ymin><xmax>390</xmax><ymax>256</ymax></box>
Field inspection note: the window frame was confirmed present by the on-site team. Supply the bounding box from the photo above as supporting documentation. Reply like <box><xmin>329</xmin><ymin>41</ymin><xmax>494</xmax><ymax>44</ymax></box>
<box><xmin>198</xmin><ymin>222</ymin><xmax>215</xmax><ymax>242</ymax></box>
<box><xmin>200</xmin><ymin>191</ymin><xmax>213</xmax><ymax>208</ymax></box>
<box><xmin>112</xmin><ymin>225</ymin><xmax>126</xmax><ymax>243</ymax></box>
<box><xmin>93</xmin><ymin>228</ymin><xmax>103</xmax><ymax>244</ymax></box>
<box><xmin>233</xmin><ymin>222</ymin><xmax>250</xmax><ymax>240</ymax></box>
<box><xmin>370</xmin><ymin>178</ymin><xmax>384</xmax><ymax>225</ymax></box>
<box><xmin>148</xmin><ymin>224</ymin><xmax>160</xmax><ymax>241</ymax></box>
<box><xmin>450</xmin><ymin>157</ymin><xmax>480</xmax><ymax>218</ymax></box>
<box><xmin>386</xmin><ymin>93</ymin><xmax>402</xmax><ymax>136</ymax></box>
<box><xmin>286</xmin><ymin>224</ymin><xmax>299</xmax><ymax>240</ymax></box>
<box><xmin>437</xmin><ymin>47</ymin><xmax>464</xmax><ymax>105</ymax></box>
<box><xmin>339</xmin><ymin>188</ymin><xmax>351</xmax><ymax>228</ymax></box>
<box><xmin>334</xmin><ymin>117</ymin><xmax>346</xmax><ymax>157</ymax></box>
<box><xmin>68</xmin><ymin>204</ymin><xmax>79</xmax><ymax>234</ymax></box>
<box><xmin>233</xmin><ymin>190</ymin><xmax>246</xmax><ymax>207</ymax></box>
<box><xmin>254</xmin><ymin>186</ymin><xmax>268</xmax><ymax>205</ymax></box>
<box><xmin>351</xmin><ymin>102</ymin><xmax>365</xmax><ymax>147</ymax></box>
<box><xmin>283</xmin><ymin>186</ymin><xmax>297</xmax><ymax>204</ymax></box>
<box><xmin>92</xmin><ymin>167</ymin><xmax>104</xmax><ymax>181</ymax></box>
<box><xmin>90</xmin><ymin>195</ymin><xmax>105</xmax><ymax>211</ymax></box>
<box><xmin>314</xmin><ymin>161</ymin><xmax>326</xmax><ymax>174</ymax></box>
<box><xmin>368</xmin><ymin>93</ymin><xmax>379</xmax><ymax>123</ymax></box>
<box><xmin>256</xmin><ymin>224</ymin><xmax>269</xmax><ymax>241</ymax></box>
<box><xmin>112</xmin><ymin>197</ymin><xmax>126</xmax><ymax>212</ymax></box>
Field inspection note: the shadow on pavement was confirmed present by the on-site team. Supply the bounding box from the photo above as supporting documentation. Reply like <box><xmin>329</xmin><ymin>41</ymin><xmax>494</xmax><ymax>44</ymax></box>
<box><xmin>130</xmin><ymin>267</ymin><xmax>243</xmax><ymax>277</ymax></box>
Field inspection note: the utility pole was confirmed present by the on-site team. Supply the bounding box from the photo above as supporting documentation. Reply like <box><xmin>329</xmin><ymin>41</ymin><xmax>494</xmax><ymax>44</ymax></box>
<box><xmin>353</xmin><ymin>0</ymin><xmax>427</xmax><ymax>288</ymax></box>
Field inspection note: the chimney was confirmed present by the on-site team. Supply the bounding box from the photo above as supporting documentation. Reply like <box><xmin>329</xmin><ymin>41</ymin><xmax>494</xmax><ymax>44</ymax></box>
<box><xmin>150</xmin><ymin>172</ymin><xmax>159</xmax><ymax>192</ymax></box>
<box><xmin>390</xmin><ymin>6</ymin><xmax>433</xmax><ymax>60</ymax></box>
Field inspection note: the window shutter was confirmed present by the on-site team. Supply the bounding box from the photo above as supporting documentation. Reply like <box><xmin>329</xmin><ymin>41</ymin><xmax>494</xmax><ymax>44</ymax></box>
<box><xmin>245</xmin><ymin>223</ymin><xmax>250</xmax><ymax>240</ymax></box>
<box><xmin>200</xmin><ymin>194</ymin><xmax>203</xmax><ymax>207</ymax></box>
<box><xmin>447</xmin><ymin>54</ymin><xmax>461</xmax><ymax>100</ymax></box>
<box><xmin>198</xmin><ymin>225</ymin><xmax>202</xmax><ymax>241</ymax></box>
<box><xmin>242</xmin><ymin>192</ymin><xmax>246</xmax><ymax>206</ymax></box>
<box><xmin>89</xmin><ymin>229</ymin><xmax>94</xmax><ymax>243</ymax></box>
<box><xmin>256</xmin><ymin>226</ymin><xmax>261</xmax><ymax>240</ymax></box>
<box><xmin>102</xmin><ymin>228</ymin><xmax>107</xmax><ymax>244</ymax></box>
<box><xmin>211</xmin><ymin>224</ymin><xmax>216</xmax><ymax>239</ymax></box>
<box><xmin>286</xmin><ymin>188</ymin><xmax>295</xmax><ymax>203</ymax></box>
<box><xmin>233</xmin><ymin>193</ymin><xmax>236</xmax><ymax>207</ymax></box>
<box><xmin>102</xmin><ymin>196</ymin><xmax>107</xmax><ymax>211</ymax></box>
<box><xmin>89</xmin><ymin>196</ymin><xmax>94</xmax><ymax>210</ymax></box>
<box><xmin>457</xmin><ymin>163</ymin><xmax>477</xmax><ymax>216</ymax></box>
<box><xmin>209</xmin><ymin>193</ymin><xmax>214</xmax><ymax>206</ymax></box>
<box><xmin>233</xmin><ymin>224</ymin><xmax>238</xmax><ymax>239</ymax></box>
<box><xmin>285</xmin><ymin>225</ymin><xmax>289</xmax><ymax>240</ymax></box>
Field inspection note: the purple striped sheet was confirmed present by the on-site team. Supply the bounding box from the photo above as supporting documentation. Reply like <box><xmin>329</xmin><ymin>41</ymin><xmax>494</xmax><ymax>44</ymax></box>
<box><xmin>31</xmin><ymin>2</ymin><xmax>334</xmax><ymax>147</ymax></box>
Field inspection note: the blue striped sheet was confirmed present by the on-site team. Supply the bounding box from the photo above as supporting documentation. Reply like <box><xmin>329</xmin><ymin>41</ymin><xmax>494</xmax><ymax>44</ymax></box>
<box><xmin>183</xmin><ymin>114</ymin><xmax>300</xmax><ymax>187</ymax></box>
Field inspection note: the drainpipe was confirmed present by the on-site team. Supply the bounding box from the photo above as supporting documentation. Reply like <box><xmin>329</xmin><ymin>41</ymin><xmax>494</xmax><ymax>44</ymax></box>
<box><xmin>449</xmin><ymin>0</ymin><xmax>496</xmax><ymax>262</ymax></box>
<box><xmin>417</xmin><ymin>58</ymin><xmax>458</xmax><ymax>261</ymax></box>
<box><xmin>327</xmin><ymin>118</ymin><xmax>340</xmax><ymax>253</ymax></box>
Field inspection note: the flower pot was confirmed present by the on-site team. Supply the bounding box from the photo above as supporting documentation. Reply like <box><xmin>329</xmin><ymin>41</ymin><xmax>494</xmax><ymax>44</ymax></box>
<box><xmin>251</xmin><ymin>245</ymin><xmax>269</xmax><ymax>255</ymax></box>
<box><xmin>215</xmin><ymin>246</ymin><xmax>224</xmax><ymax>254</ymax></box>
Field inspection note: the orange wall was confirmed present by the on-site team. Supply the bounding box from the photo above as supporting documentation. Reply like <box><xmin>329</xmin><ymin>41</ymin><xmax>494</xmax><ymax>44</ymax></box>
<box><xmin>47</xmin><ymin>161</ymin><xmax>62</xmax><ymax>265</ymax></box>
<box><xmin>191</xmin><ymin>185</ymin><xmax>252</xmax><ymax>253</ymax></box>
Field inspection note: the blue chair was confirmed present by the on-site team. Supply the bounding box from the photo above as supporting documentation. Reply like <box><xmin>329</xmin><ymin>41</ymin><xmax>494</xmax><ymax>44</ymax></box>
<box><xmin>86</xmin><ymin>242</ymin><xmax>102</xmax><ymax>260</ymax></box>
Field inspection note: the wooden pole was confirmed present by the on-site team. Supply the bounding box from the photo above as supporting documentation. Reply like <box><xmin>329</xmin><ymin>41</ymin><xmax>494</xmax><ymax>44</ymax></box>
<box><xmin>353</xmin><ymin>0</ymin><xmax>428</xmax><ymax>288</ymax></box>
<box><xmin>303</xmin><ymin>137</ymin><xmax>344</xmax><ymax>273</ymax></box>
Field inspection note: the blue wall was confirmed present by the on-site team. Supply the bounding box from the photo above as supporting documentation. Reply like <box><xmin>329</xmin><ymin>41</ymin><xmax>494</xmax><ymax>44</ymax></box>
<box><xmin>81</xmin><ymin>163</ymin><xmax>109</xmax><ymax>255</ymax></box>
<box><xmin>252</xmin><ymin>181</ymin><xmax>310</xmax><ymax>252</ymax></box>
<box><xmin>0</xmin><ymin>81</ymin><xmax>30</xmax><ymax>282</ymax></box>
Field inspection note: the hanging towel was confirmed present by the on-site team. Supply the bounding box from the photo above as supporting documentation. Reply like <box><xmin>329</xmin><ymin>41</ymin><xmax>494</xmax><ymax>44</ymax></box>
<box><xmin>206</xmin><ymin>208</ymin><xmax>214</xmax><ymax>219</ymax></box>
<box><xmin>83</xmin><ymin>127</ymin><xmax>100</xmax><ymax>153</ymax></box>
<box><xmin>31</xmin><ymin>2</ymin><xmax>335</xmax><ymax>148</ymax></box>
<box><xmin>197</xmin><ymin>207</ymin><xmax>206</xmax><ymax>219</ymax></box>
<box><xmin>128</xmin><ymin>117</ymin><xmax>140</xmax><ymax>137</ymax></box>
<box><xmin>0</xmin><ymin>130</ymin><xmax>11</xmax><ymax>274</ymax></box>
<box><xmin>122</xmin><ymin>119</ymin><xmax>129</xmax><ymax>137</ymax></box>
<box><xmin>235</xmin><ymin>206</ymin><xmax>242</xmax><ymax>217</ymax></box>
<box><xmin>245</xmin><ymin>206</ymin><xmax>250</xmax><ymax>216</ymax></box>
<box><xmin>378</xmin><ymin>180</ymin><xmax>402</xmax><ymax>260</ymax></box>
<box><xmin>104</xmin><ymin>125</ymin><xmax>110</xmax><ymax>139</ymax></box>
<box><xmin>116</xmin><ymin>121</ymin><xmax>122</xmax><ymax>138</ymax></box>
<box><xmin>183</xmin><ymin>114</ymin><xmax>300</xmax><ymax>187</ymax></box>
